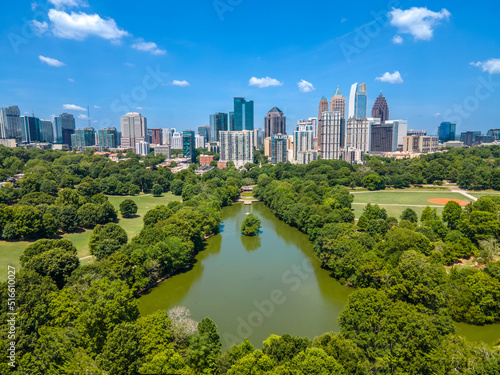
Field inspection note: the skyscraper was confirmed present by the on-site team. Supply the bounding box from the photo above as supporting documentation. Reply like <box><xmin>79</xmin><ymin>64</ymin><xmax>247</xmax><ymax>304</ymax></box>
<box><xmin>162</xmin><ymin>128</ymin><xmax>175</xmax><ymax>145</ymax></box>
<box><xmin>198</xmin><ymin>125</ymin><xmax>210</xmax><ymax>143</ymax></box>
<box><xmin>210</xmin><ymin>113</ymin><xmax>228</xmax><ymax>142</ymax></box>
<box><xmin>98</xmin><ymin>127</ymin><xmax>119</xmax><ymax>148</ymax></box>
<box><xmin>40</xmin><ymin>120</ymin><xmax>54</xmax><ymax>143</ymax></box>
<box><xmin>371</xmin><ymin>92</ymin><xmax>389</xmax><ymax>123</ymax></box>
<box><xmin>271</xmin><ymin>134</ymin><xmax>288</xmax><ymax>164</ymax></box>
<box><xmin>233</xmin><ymin>97</ymin><xmax>254</xmax><ymax>131</ymax></box>
<box><xmin>195</xmin><ymin>135</ymin><xmax>205</xmax><ymax>149</ymax></box>
<box><xmin>72</xmin><ymin>128</ymin><xmax>96</xmax><ymax>149</ymax></box>
<box><xmin>293</xmin><ymin>130</ymin><xmax>314</xmax><ymax>161</ymax></box>
<box><xmin>171</xmin><ymin>132</ymin><xmax>182</xmax><ymax>149</ymax></box>
<box><xmin>330</xmin><ymin>86</ymin><xmax>346</xmax><ymax>120</ymax></box>
<box><xmin>0</xmin><ymin>106</ymin><xmax>22</xmax><ymax>139</ymax></box>
<box><xmin>371</xmin><ymin>123</ymin><xmax>397</xmax><ymax>152</ymax></box>
<box><xmin>264</xmin><ymin>107</ymin><xmax>286</xmax><ymax>139</ymax></box>
<box><xmin>120</xmin><ymin>112</ymin><xmax>147</xmax><ymax>149</ymax></box>
<box><xmin>54</xmin><ymin>113</ymin><xmax>76</xmax><ymax>145</ymax></box>
<box><xmin>297</xmin><ymin>118</ymin><xmax>318</xmax><ymax>138</ymax></box>
<box><xmin>349</xmin><ymin>82</ymin><xmax>367</xmax><ymax>120</ymax></box>
<box><xmin>150</xmin><ymin>128</ymin><xmax>162</xmax><ymax>144</ymax></box>
<box><xmin>438</xmin><ymin>122</ymin><xmax>456</xmax><ymax>143</ymax></box>
<box><xmin>219</xmin><ymin>130</ymin><xmax>254</xmax><ymax>167</ymax></box>
<box><xmin>253</xmin><ymin>128</ymin><xmax>262</xmax><ymax>150</ymax></box>
<box><xmin>136</xmin><ymin>141</ymin><xmax>151</xmax><ymax>156</ymax></box>
<box><xmin>321</xmin><ymin>111</ymin><xmax>344</xmax><ymax>159</ymax></box>
<box><xmin>317</xmin><ymin>97</ymin><xmax>329</xmax><ymax>149</ymax></box>
<box><xmin>20</xmin><ymin>116</ymin><xmax>42</xmax><ymax>143</ymax></box>
<box><xmin>183</xmin><ymin>130</ymin><xmax>196</xmax><ymax>162</ymax></box>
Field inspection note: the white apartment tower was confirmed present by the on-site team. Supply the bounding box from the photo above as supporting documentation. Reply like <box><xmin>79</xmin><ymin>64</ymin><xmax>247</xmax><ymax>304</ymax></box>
<box><xmin>120</xmin><ymin>112</ymin><xmax>147</xmax><ymax>149</ymax></box>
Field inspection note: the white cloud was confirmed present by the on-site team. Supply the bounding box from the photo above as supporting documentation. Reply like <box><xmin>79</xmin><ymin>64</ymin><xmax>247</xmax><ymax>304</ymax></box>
<box><xmin>376</xmin><ymin>71</ymin><xmax>404</xmax><ymax>84</ymax></box>
<box><xmin>131</xmin><ymin>38</ymin><xmax>166</xmax><ymax>55</ymax></box>
<box><xmin>124</xmin><ymin>62</ymin><xmax>135</xmax><ymax>67</ymax></box>
<box><xmin>93</xmin><ymin>105</ymin><xmax>101</xmax><ymax>109</ymax></box>
<box><xmin>67</xmin><ymin>77</ymin><xmax>74</xmax><ymax>82</ymax></box>
<box><xmin>31</xmin><ymin>20</ymin><xmax>49</xmax><ymax>35</ymax></box>
<box><xmin>470</xmin><ymin>59</ymin><xmax>500</xmax><ymax>74</ymax></box>
<box><xmin>63</xmin><ymin>104</ymin><xmax>86</xmax><ymax>111</ymax></box>
<box><xmin>39</xmin><ymin>55</ymin><xmax>65</xmax><ymax>67</ymax></box>
<box><xmin>249</xmin><ymin>76</ymin><xmax>283</xmax><ymax>88</ymax></box>
<box><xmin>171</xmin><ymin>80</ymin><xmax>190</xmax><ymax>87</ymax></box>
<box><xmin>136</xmin><ymin>107</ymin><xmax>143</xmax><ymax>110</ymax></box>
<box><xmin>48</xmin><ymin>9</ymin><xmax>129</xmax><ymax>41</ymax></box>
<box><xmin>434</xmin><ymin>113</ymin><xmax>442</xmax><ymax>118</ymax></box>
<box><xmin>389</xmin><ymin>7</ymin><xmax>451</xmax><ymax>41</ymax></box>
<box><xmin>297</xmin><ymin>79</ymin><xmax>315</xmax><ymax>93</ymax></box>
<box><xmin>31</xmin><ymin>2</ymin><xmax>38</xmax><ymax>11</ymax></box>
<box><xmin>392</xmin><ymin>35</ymin><xmax>403</xmax><ymax>45</ymax></box>
<box><xmin>48</xmin><ymin>0</ymin><xmax>88</xmax><ymax>9</ymax></box>
<box><xmin>78</xmin><ymin>114</ymin><xmax>89</xmax><ymax>120</ymax></box>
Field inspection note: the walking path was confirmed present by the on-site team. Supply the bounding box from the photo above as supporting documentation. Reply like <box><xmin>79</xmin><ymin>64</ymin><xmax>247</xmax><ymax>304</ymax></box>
<box><xmin>79</xmin><ymin>255</ymin><xmax>93</xmax><ymax>261</ymax></box>
<box><xmin>448</xmin><ymin>186</ymin><xmax>478</xmax><ymax>202</ymax></box>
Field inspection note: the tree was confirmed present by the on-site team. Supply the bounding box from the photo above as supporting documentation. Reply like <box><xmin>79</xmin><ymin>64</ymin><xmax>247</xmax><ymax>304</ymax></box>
<box><xmin>143</xmin><ymin>205</ymin><xmax>173</xmax><ymax>226</ymax></box>
<box><xmin>187</xmin><ymin>318</ymin><xmax>221</xmax><ymax>374</ymax></box>
<box><xmin>128</xmin><ymin>184</ymin><xmax>140</xmax><ymax>196</ymax></box>
<box><xmin>421</xmin><ymin>206</ymin><xmax>438</xmax><ymax>222</ymax></box>
<box><xmin>478</xmin><ymin>239</ymin><xmax>500</xmax><ymax>265</ymax></box>
<box><xmin>40</xmin><ymin>180</ymin><xmax>58</xmax><ymax>196</ymax></box>
<box><xmin>24</xmin><ymin>248</ymin><xmax>79</xmax><ymax>289</ymax></box>
<box><xmin>400</xmin><ymin>207</ymin><xmax>418</xmax><ymax>223</ymax></box>
<box><xmin>152</xmin><ymin>184</ymin><xmax>163</xmax><ymax>197</ymax></box>
<box><xmin>362</xmin><ymin>174</ymin><xmax>384</xmax><ymax>191</ymax></box>
<box><xmin>167</xmin><ymin>306</ymin><xmax>198</xmax><ymax>347</ymax></box>
<box><xmin>97</xmin><ymin>323</ymin><xmax>141</xmax><ymax>375</ymax></box>
<box><xmin>55</xmin><ymin>188</ymin><xmax>87</xmax><ymax>208</ymax></box>
<box><xmin>97</xmin><ymin>201</ymin><xmax>118</xmax><ymax>224</ymax></box>
<box><xmin>120</xmin><ymin>199</ymin><xmax>138</xmax><ymax>218</ymax></box>
<box><xmin>89</xmin><ymin>223</ymin><xmax>128</xmax><ymax>260</ymax></box>
<box><xmin>58</xmin><ymin>206</ymin><xmax>79</xmax><ymax>232</ymax></box>
<box><xmin>241</xmin><ymin>213</ymin><xmax>261</xmax><ymax>236</ymax></box>
<box><xmin>170</xmin><ymin>180</ymin><xmax>184</xmax><ymax>196</ymax></box>
<box><xmin>77</xmin><ymin>203</ymin><xmax>100</xmax><ymax>229</ymax></box>
<box><xmin>443</xmin><ymin>200</ymin><xmax>462</xmax><ymax>230</ymax></box>
<box><xmin>13</xmin><ymin>205</ymin><xmax>43</xmax><ymax>239</ymax></box>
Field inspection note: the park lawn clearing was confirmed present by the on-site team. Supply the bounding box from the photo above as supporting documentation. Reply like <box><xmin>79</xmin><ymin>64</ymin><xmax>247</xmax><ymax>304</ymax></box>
<box><xmin>0</xmin><ymin>192</ymin><xmax>181</xmax><ymax>282</ymax></box>
<box><xmin>428</xmin><ymin>198</ymin><xmax>469</xmax><ymax>206</ymax></box>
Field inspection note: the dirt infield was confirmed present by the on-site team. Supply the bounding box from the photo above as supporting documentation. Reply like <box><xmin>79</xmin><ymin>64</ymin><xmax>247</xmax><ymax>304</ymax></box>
<box><xmin>428</xmin><ymin>198</ymin><xmax>469</xmax><ymax>206</ymax></box>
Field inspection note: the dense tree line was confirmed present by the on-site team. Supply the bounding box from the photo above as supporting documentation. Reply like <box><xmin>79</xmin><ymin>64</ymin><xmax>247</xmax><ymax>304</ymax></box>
<box><xmin>1</xmin><ymin>146</ymin><xmax>500</xmax><ymax>373</ymax></box>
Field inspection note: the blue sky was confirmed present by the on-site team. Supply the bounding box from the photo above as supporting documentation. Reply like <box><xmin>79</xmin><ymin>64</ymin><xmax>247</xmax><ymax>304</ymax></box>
<box><xmin>1</xmin><ymin>0</ymin><xmax>499</xmax><ymax>135</ymax></box>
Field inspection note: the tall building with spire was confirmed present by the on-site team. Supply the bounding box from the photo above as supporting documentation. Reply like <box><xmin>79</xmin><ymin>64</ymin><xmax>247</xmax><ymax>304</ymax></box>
<box><xmin>264</xmin><ymin>107</ymin><xmax>286</xmax><ymax>139</ymax></box>
<box><xmin>348</xmin><ymin>82</ymin><xmax>367</xmax><ymax>120</ymax></box>
<box><xmin>371</xmin><ymin>92</ymin><xmax>389</xmax><ymax>123</ymax></box>
<box><xmin>317</xmin><ymin>97</ymin><xmax>329</xmax><ymax>150</ymax></box>
<box><xmin>330</xmin><ymin>86</ymin><xmax>345</xmax><ymax>120</ymax></box>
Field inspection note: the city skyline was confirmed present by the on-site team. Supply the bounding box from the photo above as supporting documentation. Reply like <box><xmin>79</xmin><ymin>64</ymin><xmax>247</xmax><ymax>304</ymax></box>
<box><xmin>1</xmin><ymin>2</ymin><xmax>499</xmax><ymax>135</ymax></box>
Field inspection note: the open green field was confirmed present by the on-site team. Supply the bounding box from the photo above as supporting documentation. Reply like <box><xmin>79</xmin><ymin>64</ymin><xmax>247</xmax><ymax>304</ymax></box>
<box><xmin>351</xmin><ymin>190</ymin><xmax>472</xmax><ymax>219</ymax></box>
<box><xmin>0</xmin><ymin>192</ymin><xmax>181</xmax><ymax>282</ymax></box>
<box><xmin>468</xmin><ymin>191</ymin><xmax>500</xmax><ymax>198</ymax></box>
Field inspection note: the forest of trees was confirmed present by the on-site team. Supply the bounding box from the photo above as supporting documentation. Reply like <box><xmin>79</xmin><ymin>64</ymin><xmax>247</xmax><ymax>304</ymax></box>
<box><xmin>0</xmin><ymin>145</ymin><xmax>500</xmax><ymax>374</ymax></box>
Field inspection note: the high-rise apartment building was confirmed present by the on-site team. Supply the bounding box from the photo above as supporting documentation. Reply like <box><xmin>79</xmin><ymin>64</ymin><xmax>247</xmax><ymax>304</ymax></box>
<box><xmin>219</xmin><ymin>130</ymin><xmax>254</xmax><ymax>167</ymax></box>
<box><xmin>183</xmin><ymin>130</ymin><xmax>196</xmax><ymax>162</ymax></box>
<box><xmin>210</xmin><ymin>112</ymin><xmax>228</xmax><ymax>142</ymax></box>
<box><xmin>346</xmin><ymin>117</ymin><xmax>372</xmax><ymax>153</ymax></box>
<box><xmin>293</xmin><ymin>130</ymin><xmax>314</xmax><ymax>161</ymax></box>
<box><xmin>150</xmin><ymin>128</ymin><xmax>163</xmax><ymax>144</ymax></box>
<box><xmin>40</xmin><ymin>120</ymin><xmax>54</xmax><ymax>143</ymax></box>
<box><xmin>72</xmin><ymin>128</ymin><xmax>96</xmax><ymax>149</ymax></box>
<box><xmin>487</xmin><ymin>129</ymin><xmax>500</xmax><ymax>140</ymax></box>
<box><xmin>349</xmin><ymin>82</ymin><xmax>367</xmax><ymax>120</ymax></box>
<box><xmin>317</xmin><ymin>97</ymin><xmax>329</xmax><ymax>150</ymax></box>
<box><xmin>460</xmin><ymin>131</ymin><xmax>482</xmax><ymax>146</ymax></box>
<box><xmin>54</xmin><ymin>113</ymin><xmax>75</xmax><ymax>144</ymax></box>
<box><xmin>233</xmin><ymin>97</ymin><xmax>254</xmax><ymax>131</ymax></box>
<box><xmin>407</xmin><ymin>129</ymin><xmax>427</xmax><ymax>136</ymax></box>
<box><xmin>136</xmin><ymin>141</ymin><xmax>150</xmax><ymax>156</ymax></box>
<box><xmin>171</xmin><ymin>132</ymin><xmax>182</xmax><ymax>149</ymax></box>
<box><xmin>271</xmin><ymin>134</ymin><xmax>288</xmax><ymax>164</ymax></box>
<box><xmin>321</xmin><ymin>111</ymin><xmax>344</xmax><ymax>159</ymax></box>
<box><xmin>98</xmin><ymin>127</ymin><xmax>119</xmax><ymax>148</ymax></box>
<box><xmin>371</xmin><ymin>92</ymin><xmax>389</xmax><ymax>123</ymax></box>
<box><xmin>162</xmin><ymin>128</ymin><xmax>175</xmax><ymax>145</ymax></box>
<box><xmin>120</xmin><ymin>112</ymin><xmax>147</xmax><ymax>149</ymax></box>
<box><xmin>0</xmin><ymin>106</ymin><xmax>22</xmax><ymax>139</ymax></box>
<box><xmin>330</xmin><ymin>86</ymin><xmax>346</xmax><ymax>120</ymax></box>
<box><xmin>264</xmin><ymin>107</ymin><xmax>286</xmax><ymax>139</ymax></box>
<box><xmin>195</xmin><ymin>135</ymin><xmax>206</xmax><ymax>149</ymax></box>
<box><xmin>371</xmin><ymin>120</ymin><xmax>407</xmax><ymax>152</ymax></box>
<box><xmin>438</xmin><ymin>122</ymin><xmax>456</xmax><ymax>143</ymax></box>
<box><xmin>297</xmin><ymin>150</ymin><xmax>318</xmax><ymax>165</ymax></box>
<box><xmin>297</xmin><ymin>118</ymin><xmax>318</xmax><ymax>138</ymax></box>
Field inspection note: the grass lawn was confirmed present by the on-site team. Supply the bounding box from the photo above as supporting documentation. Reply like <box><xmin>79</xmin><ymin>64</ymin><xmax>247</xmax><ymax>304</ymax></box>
<box><xmin>0</xmin><ymin>192</ymin><xmax>181</xmax><ymax>282</ymax></box>
<box><xmin>468</xmin><ymin>192</ymin><xmax>500</xmax><ymax>198</ymax></box>
<box><xmin>351</xmin><ymin>190</ymin><xmax>471</xmax><ymax>219</ymax></box>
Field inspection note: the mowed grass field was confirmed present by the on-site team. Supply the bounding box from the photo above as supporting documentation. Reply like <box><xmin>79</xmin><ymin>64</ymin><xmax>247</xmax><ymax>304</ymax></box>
<box><xmin>351</xmin><ymin>190</ymin><xmax>472</xmax><ymax>219</ymax></box>
<box><xmin>0</xmin><ymin>192</ymin><xmax>181</xmax><ymax>282</ymax></box>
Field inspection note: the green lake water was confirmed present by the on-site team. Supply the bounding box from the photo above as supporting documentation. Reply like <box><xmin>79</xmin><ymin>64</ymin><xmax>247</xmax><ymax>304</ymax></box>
<box><xmin>138</xmin><ymin>202</ymin><xmax>500</xmax><ymax>349</ymax></box>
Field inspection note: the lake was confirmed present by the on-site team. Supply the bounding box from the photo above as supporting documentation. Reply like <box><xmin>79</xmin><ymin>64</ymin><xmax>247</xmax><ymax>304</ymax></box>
<box><xmin>138</xmin><ymin>202</ymin><xmax>500</xmax><ymax>349</ymax></box>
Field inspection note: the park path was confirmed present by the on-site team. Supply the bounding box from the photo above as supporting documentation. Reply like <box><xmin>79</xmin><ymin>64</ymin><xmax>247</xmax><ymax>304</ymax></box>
<box><xmin>447</xmin><ymin>186</ymin><xmax>478</xmax><ymax>202</ymax></box>
<box><xmin>351</xmin><ymin>203</ymin><xmax>443</xmax><ymax>208</ymax></box>
<box><xmin>79</xmin><ymin>255</ymin><xmax>93</xmax><ymax>261</ymax></box>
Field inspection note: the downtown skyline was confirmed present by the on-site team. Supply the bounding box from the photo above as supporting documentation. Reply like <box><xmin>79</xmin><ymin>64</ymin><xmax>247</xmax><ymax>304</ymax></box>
<box><xmin>1</xmin><ymin>1</ymin><xmax>500</xmax><ymax>135</ymax></box>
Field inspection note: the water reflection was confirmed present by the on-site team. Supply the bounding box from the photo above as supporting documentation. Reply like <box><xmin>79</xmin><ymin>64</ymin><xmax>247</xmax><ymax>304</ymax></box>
<box><xmin>241</xmin><ymin>235</ymin><xmax>261</xmax><ymax>252</ymax></box>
